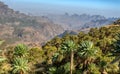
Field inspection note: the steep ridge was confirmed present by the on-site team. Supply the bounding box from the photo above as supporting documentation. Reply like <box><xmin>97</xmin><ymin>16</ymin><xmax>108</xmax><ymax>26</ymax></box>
<box><xmin>0</xmin><ymin>2</ymin><xmax>64</xmax><ymax>45</ymax></box>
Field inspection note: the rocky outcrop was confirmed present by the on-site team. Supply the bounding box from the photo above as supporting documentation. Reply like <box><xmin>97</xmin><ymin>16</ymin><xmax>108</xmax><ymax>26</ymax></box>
<box><xmin>0</xmin><ymin>2</ymin><xmax>64</xmax><ymax>46</ymax></box>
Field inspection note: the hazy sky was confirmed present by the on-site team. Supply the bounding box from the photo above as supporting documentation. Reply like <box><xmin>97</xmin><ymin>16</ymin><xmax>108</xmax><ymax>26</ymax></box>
<box><xmin>1</xmin><ymin>0</ymin><xmax>120</xmax><ymax>17</ymax></box>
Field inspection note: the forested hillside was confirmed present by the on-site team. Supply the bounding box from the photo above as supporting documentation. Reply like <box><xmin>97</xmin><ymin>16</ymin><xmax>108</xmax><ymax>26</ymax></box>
<box><xmin>1</xmin><ymin>1</ymin><xmax>120</xmax><ymax>74</ymax></box>
<box><xmin>0</xmin><ymin>20</ymin><xmax>120</xmax><ymax>74</ymax></box>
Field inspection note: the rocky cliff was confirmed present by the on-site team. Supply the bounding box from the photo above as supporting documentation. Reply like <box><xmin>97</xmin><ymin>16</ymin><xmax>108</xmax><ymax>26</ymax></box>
<box><xmin>0</xmin><ymin>2</ymin><xmax>64</xmax><ymax>46</ymax></box>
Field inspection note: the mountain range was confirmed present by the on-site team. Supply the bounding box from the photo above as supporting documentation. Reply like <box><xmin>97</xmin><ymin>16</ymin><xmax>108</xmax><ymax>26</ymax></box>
<box><xmin>46</xmin><ymin>13</ymin><xmax>118</xmax><ymax>30</ymax></box>
<box><xmin>0</xmin><ymin>1</ymin><xmax>119</xmax><ymax>46</ymax></box>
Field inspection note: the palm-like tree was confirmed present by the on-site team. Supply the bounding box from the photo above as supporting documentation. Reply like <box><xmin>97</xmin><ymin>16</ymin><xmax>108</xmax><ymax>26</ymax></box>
<box><xmin>78</xmin><ymin>41</ymin><xmax>99</xmax><ymax>73</ymax></box>
<box><xmin>61</xmin><ymin>40</ymin><xmax>76</xmax><ymax>74</ymax></box>
<box><xmin>14</xmin><ymin>44</ymin><xmax>28</xmax><ymax>57</ymax></box>
<box><xmin>12</xmin><ymin>57</ymin><xmax>29</xmax><ymax>74</ymax></box>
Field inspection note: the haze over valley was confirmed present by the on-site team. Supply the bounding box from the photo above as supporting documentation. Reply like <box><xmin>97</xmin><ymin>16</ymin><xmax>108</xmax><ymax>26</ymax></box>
<box><xmin>0</xmin><ymin>0</ymin><xmax>119</xmax><ymax>45</ymax></box>
<box><xmin>1</xmin><ymin>0</ymin><xmax>120</xmax><ymax>17</ymax></box>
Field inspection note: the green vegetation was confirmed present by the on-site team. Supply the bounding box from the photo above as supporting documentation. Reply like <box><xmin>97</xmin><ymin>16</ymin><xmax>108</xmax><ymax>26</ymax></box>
<box><xmin>0</xmin><ymin>40</ymin><xmax>6</xmax><ymax>62</ymax></box>
<box><xmin>61</xmin><ymin>40</ymin><xmax>76</xmax><ymax>74</ymax></box>
<box><xmin>78</xmin><ymin>41</ymin><xmax>100</xmax><ymax>74</ymax></box>
<box><xmin>0</xmin><ymin>22</ymin><xmax>120</xmax><ymax>74</ymax></box>
<box><xmin>12</xmin><ymin>58</ymin><xmax>29</xmax><ymax>74</ymax></box>
<box><xmin>14</xmin><ymin>44</ymin><xmax>29</xmax><ymax>57</ymax></box>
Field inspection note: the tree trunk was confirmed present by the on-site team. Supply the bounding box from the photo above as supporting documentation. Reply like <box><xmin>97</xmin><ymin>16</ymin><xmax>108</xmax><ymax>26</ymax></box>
<box><xmin>70</xmin><ymin>50</ymin><xmax>74</xmax><ymax>74</ymax></box>
<box><xmin>83</xmin><ymin>60</ymin><xmax>87</xmax><ymax>71</ymax></box>
<box><xmin>102</xmin><ymin>69</ymin><xmax>108</xmax><ymax>74</ymax></box>
<box><xmin>82</xmin><ymin>60</ymin><xmax>88</xmax><ymax>74</ymax></box>
<box><xmin>20</xmin><ymin>71</ymin><xmax>23</xmax><ymax>74</ymax></box>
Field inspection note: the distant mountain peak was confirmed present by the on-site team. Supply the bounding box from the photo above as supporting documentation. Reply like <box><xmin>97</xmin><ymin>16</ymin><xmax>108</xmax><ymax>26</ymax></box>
<box><xmin>47</xmin><ymin>13</ymin><xmax>118</xmax><ymax>30</ymax></box>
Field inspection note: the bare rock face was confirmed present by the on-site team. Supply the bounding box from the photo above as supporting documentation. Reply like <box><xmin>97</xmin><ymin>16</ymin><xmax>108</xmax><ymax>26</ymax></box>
<box><xmin>0</xmin><ymin>2</ymin><xmax>64</xmax><ymax>46</ymax></box>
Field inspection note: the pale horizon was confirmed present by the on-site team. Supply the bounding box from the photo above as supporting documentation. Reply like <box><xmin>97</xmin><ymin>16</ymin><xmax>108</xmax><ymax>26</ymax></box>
<box><xmin>0</xmin><ymin>0</ymin><xmax>120</xmax><ymax>17</ymax></box>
